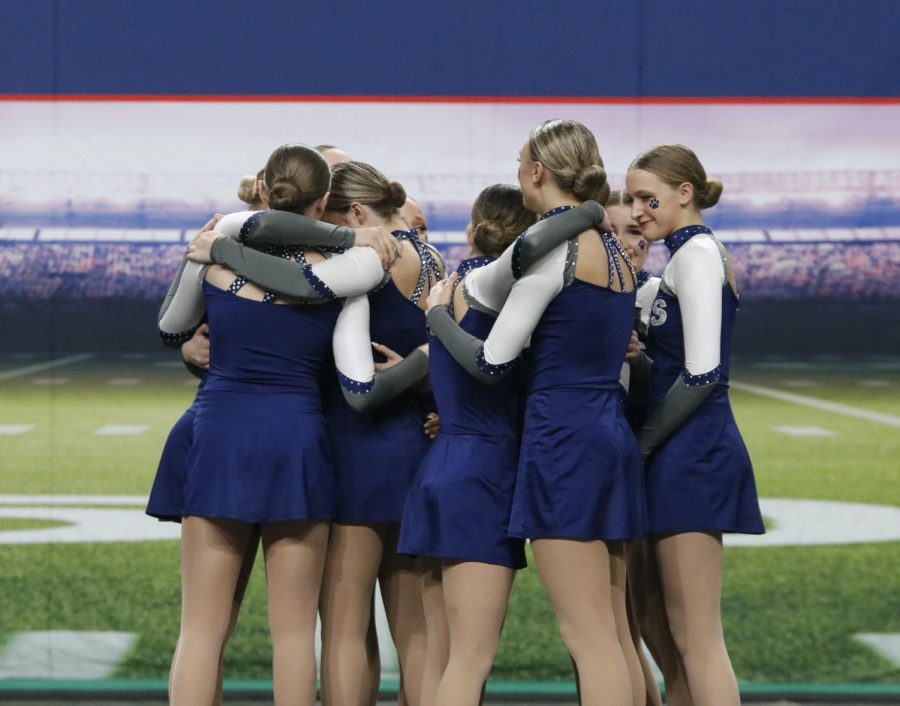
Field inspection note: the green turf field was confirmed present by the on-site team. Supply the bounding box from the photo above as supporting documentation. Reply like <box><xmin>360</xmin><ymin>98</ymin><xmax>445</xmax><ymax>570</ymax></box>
<box><xmin>1</xmin><ymin>353</ymin><xmax>898</xmax><ymax>685</ymax></box>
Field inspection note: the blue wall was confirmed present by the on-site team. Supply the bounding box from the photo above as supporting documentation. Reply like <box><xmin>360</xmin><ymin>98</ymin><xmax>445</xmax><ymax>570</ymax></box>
<box><xmin>2</xmin><ymin>0</ymin><xmax>898</xmax><ymax>97</ymax></box>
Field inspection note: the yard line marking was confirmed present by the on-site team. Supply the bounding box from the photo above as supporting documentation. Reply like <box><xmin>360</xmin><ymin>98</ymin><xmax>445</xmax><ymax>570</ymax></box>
<box><xmin>31</xmin><ymin>377</ymin><xmax>70</xmax><ymax>385</ymax></box>
<box><xmin>0</xmin><ymin>425</ymin><xmax>34</xmax><ymax>435</ymax></box>
<box><xmin>122</xmin><ymin>353</ymin><xmax>149</xmax><ymax>359</ymax></box>
<box><xmin>772</xmin><ymin>425</ymin><xmax>835</xmax><ymax>437</ymax></box>
<box><xmin>0</xmin><ymin>495</ymin><xmax>147</xmax><ymax>505</ymax></box>
<box><xmin>154</xmin><ymin>360</ymin><xmax>186</xmax><ymax>368</ymax></box>
<box><xmin>752</xmin><ymin>361</ymin><xmax>813</xmax><ymax>370</ymax></box>
<box><xmin>860</xmin><ymin>379</ymin><xmax>893</xmax><ymax>388</ymax></box>
<box><xmin>731</xmin><ymin>381</ymin><xmax>900</xmax><ymax>428</ymax></box>
<box><xmin>782</xmin><ymin>379</ymin><xmax>820</xmax><ymax>388</ymax></box>
<box><xmin>108</xmin><ymin>378</ymin><xmax>141</xmax><ymax>385</ymax></box>
<box><xmin>94</xmin><ymin>425</ymin><xmax>149</xmax><ymax>436</ymax></box>
<box><xmin>0</xmin><ymin>630</ymin><xmax>137</xmax><ymax>678</ymax></box>
<box><xmin>0</xmin><ymin>354</ymin><xmax>93</xmax><ymax>381</ymax></box>
<box><xmin>855</xmin><ymin>634</ymin><xmax>900</xmax><ymax>668</ymax></box>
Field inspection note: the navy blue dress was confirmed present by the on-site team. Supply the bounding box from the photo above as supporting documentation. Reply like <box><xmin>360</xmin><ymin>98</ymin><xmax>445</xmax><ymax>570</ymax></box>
<box><xmin>326</xmin><ymin>230</ymin><xmax>438</xmax><ymax>525</ymax></box>
<box><xmin>181</xmin><ymin>280</ymin><xmax>341</xmax><ymax>522</ymax></box>
<box><xmin>644</xmin><ymin>227</ymin><xmax>764</xmax><ymax>535</ymax></box>
<box><xmin>146</xmin><ymin>378</ymin><xmax>205</xmax><ymax>522</ymax></box>
<box><xmin>509</xmin><ymin>233</ymin><xmax>647</xmax><ymax>541</ymax></box>
<box><xmin>398</xmin><ymin>256</ymin><xmax>526</xmax><ymax>569</ymax></box>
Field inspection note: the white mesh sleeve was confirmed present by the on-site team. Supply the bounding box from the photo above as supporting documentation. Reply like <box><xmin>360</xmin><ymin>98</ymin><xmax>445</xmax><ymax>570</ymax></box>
<box><xmin>332</xmin><ymin>295</ymin><xmax>374</xmax><ymax>388</ymax></box>
<box><xmin>310</xmin><ymin>247</ymin><xmax>386</xmax><ymax>298</ymax></box>
<box><xmin>158</xmin><ymin>260</ymin><xmax>207</xmax><ymax>334</ymax></box>
<box><xmin>664</xmin><ymin>236</ymin><xmax>724</xmax><ymax>376</ymax></box>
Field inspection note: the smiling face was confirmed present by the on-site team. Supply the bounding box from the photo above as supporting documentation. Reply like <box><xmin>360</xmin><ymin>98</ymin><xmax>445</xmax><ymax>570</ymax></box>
<box><xmin>607</xmin><ymin>203</ymin><xmax>649</xmax><ymax>270</ymax></box>
<box><xmin>626</xmin><ymin>167</ymin><xmax>697</xmax><ymax>241</ymax></box>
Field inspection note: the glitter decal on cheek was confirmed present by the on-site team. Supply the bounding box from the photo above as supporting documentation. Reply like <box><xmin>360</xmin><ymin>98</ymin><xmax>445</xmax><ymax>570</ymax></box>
<box><xmin>649</xmin><ymin>198</ymin><xmax>660</xmax><ymax>209</ymax></box>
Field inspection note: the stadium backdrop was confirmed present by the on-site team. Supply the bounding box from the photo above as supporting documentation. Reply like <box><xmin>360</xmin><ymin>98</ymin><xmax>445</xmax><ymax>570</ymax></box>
<box><xmin>1</xmin><ymin>0</ymin><xmax>899</xmax><ymax>697</ymax></box>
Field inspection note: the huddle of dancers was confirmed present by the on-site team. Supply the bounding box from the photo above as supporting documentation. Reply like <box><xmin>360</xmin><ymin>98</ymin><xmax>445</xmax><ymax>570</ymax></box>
<box><xmin>148</xmin><ymin>119</ymin><xmax>764</xmax><ymax>706</ymax></box>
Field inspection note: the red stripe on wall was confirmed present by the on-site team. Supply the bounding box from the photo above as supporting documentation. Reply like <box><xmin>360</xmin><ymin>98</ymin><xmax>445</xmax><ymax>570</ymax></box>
<box><xmin>1</xmin><ymin>94</ymin><xmax>898</xmax><ymax>104</ymax></box>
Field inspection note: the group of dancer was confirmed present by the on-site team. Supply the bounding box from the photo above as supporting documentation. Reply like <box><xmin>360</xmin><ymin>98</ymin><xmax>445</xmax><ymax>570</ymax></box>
<box><xmin>147</xmin><ymin>119</ymin><xmax>764</xmax><ymax>706</ymax></box>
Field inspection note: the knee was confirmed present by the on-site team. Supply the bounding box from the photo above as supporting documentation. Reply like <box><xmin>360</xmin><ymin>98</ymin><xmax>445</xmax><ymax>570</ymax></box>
<box><xmin>557</xmin><ymin>614</ymin><xmax>618</xmax><ymax>662</ymax></box>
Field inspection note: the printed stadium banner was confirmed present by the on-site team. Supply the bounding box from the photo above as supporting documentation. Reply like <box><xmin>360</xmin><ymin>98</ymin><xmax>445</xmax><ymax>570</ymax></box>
<box><xmin>0</xmin><ymin>0</ymin><xmax>899</xmax><ymax>695</ymax></box>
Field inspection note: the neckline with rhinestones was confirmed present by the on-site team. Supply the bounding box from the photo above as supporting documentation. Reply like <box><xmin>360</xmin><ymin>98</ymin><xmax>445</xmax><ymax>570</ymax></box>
<box><xmin>539</xmin><ymin>205</ymin><xmax>576</xmax><ymax>221</ymax></box>
<box><xmin>456</xmin><ymin>255</ymin><xmax>495</xmax><ymax>280</ymax></box>
<box><xmin>664</xmin><ymin>224</ymin><xmax>713</xmax><ymax>255</ymax></box>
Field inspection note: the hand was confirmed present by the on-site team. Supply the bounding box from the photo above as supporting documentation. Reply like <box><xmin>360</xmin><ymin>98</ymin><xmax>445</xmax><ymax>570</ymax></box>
<box><xmin>354</xmin><ymin>226</ymin><xmax>402</xmax><ymax>270</ymax></box>
<box><xmin>423</xmin><ymin>412</ymin><xmax>440</xmax><ymax>439</ymax></box>
<box><xmin>181</xmin><ymin>323</ymin><xmax>210</xmax><ymax>369</ymax></box>
<box><xmin>425</xmin><ymin>274</ymin><xmax>457</xmax><ymax>313</ymax></box>
<box><xmin>625</xmin><ymin>330</ymin><xmax>640</xmax><ymax>363</ymax></box>
<box><xmin>373</xmin><ymin>342</ymin><xmax>403</xmax><ymax>371</ymax></box>
<box><xmin>187</xmin><ymin>230</ymin><xmax>225</xmax><ymax>263</ymax></box>
<box><xmin>598</xmin><ymin>209</ymin><xmax>613</xmax><ymax>235</ymax></box>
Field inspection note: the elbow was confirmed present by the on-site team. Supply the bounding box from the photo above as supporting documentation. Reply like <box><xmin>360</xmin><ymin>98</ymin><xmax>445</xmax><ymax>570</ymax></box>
<box><xmin>338</xmin><ymin>373</ymin><xmax>377</xmax><ymax>413</ymax></box>
<box><xmin>680</xmin><ymin>365</ymin><xmax>721</xmax><ymax>387</ymax></box>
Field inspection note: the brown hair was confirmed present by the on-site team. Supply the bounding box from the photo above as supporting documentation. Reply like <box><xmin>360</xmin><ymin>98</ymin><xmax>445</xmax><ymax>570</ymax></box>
<box><xmin>629</xmin><ymin>144</ymin><xmax>723</xmax><ymax>209</ymax></box>
<box><xmin>263</xmin><ymin>144</ymin><xmax>331</xmax><ymax>214</ymax></box>
<box><xmin>470</xmin><ymin>184</ymin><xmax>537</xmax><ymax>258</ymax></box>
<box><xmin>326</xmin><ymin>161</ymin><xmax>407</xmax><ymax>219</ymax></box>
<box><xmin>528</xmin><ymin>119</ymin><xmax>610</xmax><ymax>204</ymax></box>
<box><xmin>606</xmin><ymin>190</ymin><xmax>633</xmax><ymax>208</ymax></box>
<box><xmin>237</xmin><ymin>168</ymin><xmax>265</xmax><ymax>208</ymax></box>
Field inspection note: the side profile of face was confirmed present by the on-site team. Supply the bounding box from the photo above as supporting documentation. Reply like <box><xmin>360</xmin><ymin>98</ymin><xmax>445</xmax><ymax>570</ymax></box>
<box><xmin>607</xmin><ymin>203</ymin><xmax>649</xmax><ymax>271</ymax></box>
<box><xmin>625</xmin><ymin>168</ymin><xmax>694</xmax><ymax>242</ymax></box>
<box><xmin>399</xmin><ymin>198</ymin><xmax>428</xmax><ymax>240</ymax></box>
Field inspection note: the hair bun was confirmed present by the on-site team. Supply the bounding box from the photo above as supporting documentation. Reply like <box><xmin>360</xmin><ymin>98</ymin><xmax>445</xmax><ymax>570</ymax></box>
<box><xmin>237</xmin><ymin>175</ymin><xmax>259</xmax><ymax>205</ymax></box>
<box><xmin>387</xmin><ymin>181</ymin><xmax>407</xmax><ymax>208</ymax></box>
<box><xmin>573</xmin><ymin>164</ymin><xmax>610</xmax><ymax>204</ymax></box>
<box><xmin>472</xmin><ymin>219</ymin><xmax>508</xmax><ymax>254</ymax></box>
<box><xmin>267</xmin><ymin>179</ymin><xmax>304</xmax><ymax>212</ymax></box>
<box><xmin>699</xmin><ymin>177</ymin><xmax>723</xmax><ymax>209</ymax></box>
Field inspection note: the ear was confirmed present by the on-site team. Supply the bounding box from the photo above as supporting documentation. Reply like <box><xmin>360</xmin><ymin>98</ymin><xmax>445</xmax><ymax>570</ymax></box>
<box><xmin>465</xmin><ymin>222</ymin><xmax>475</xmax><ymax>248</ymax></box>
<box><xmin>258</xmin><ymin>180</ymin><xmax>269</xmax><ymax>208</ymax></box>
<box><xmin>678</xmin><ymin>182</ymin><xmax>694</xmax><ymax>207</ymax></box>
<box><xmin>349</xmin><ymin>201</ymin><xmax>367</xmax><ymax>227</ymax></box>
<box><xmin>312</xmin><ymin>192</ymin><xmax>329</xmax><ymax>219</ymax></box>
<box><xmin>532</xmin><ymin>160</ymin><xmax>544</xmax><ymax>185</ymax></box>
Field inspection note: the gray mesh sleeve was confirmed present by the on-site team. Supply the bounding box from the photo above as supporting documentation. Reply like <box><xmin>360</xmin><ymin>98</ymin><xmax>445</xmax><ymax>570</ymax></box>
<box><xmin>637</xmin><ymin>376</ymin><xmax>716</xmax><ymax>461</ymax></box>
<box><xmin>244</xmin><ymin>210</ymin><xmax>356</xmax><ymax>248</ymax></box>
<box><xmin>341</xmin><ymin>349</ymin><xmax>430</xmax><ymax>413</ymax></box>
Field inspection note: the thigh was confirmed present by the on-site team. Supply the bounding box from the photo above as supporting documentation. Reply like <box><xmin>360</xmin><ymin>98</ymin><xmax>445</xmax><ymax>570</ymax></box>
<box><xmin>321</xmin><ymin>523</ymin><xmax>389</xmax><ymax>629</ymax></box>
<box><xmin>262</xmin><ymin>520</ymin><xmax>330</xmax><ymax>616</ymax></box>
<box><xmin>653</xmin><ymin>532</ymin><xmax>724</xmax><ymax>635</ymax></box>
<box><xmin>442</xmin><ymin>561</ymin><xmax>514</xmax><ymax>643</ymax></box>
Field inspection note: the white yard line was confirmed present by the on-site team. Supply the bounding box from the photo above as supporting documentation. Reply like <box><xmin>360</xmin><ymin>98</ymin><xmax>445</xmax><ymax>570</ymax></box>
<box><xmin>731</xmin><ymin>381</ymin><xmax>900</xmax><ymax>428</ymax></box>
<box><xmin>0</xmin><ymin>354</ymin><xmax>94</xmax><ymax>381</ymax></box>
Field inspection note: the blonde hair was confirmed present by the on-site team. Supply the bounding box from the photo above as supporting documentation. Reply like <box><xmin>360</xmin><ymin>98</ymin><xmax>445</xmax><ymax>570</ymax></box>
<box><xmin>263</xmin><ymin>144</ymin><xmax>331</xmax><ymax>214</ymax></box>
<box><xmin>528</xmin><ymin>119</ymin><xmax>610</xmax><ymax>204</ymax></box>
<box><xmin>326</xmin><ymin>161</ymin><xmax>406</xmax><ymax>219</ymax></box>
<box><xmin>471</xmin><ymin>184</ymin><xmax>537</xmax><ymax>258</ymax></box>
<box><xmin>606</xmin><ymin>190</ymin><xmax>633</xmax><ymax>208</ymax></box>
<box><xmin>629</xmin><ymin>144</ymin><xmax>723</xmax><ymax>209</ymax></box>
<box><xmin>237</xmin><ymin>168</ymin><xmax>265</xmax><ymax>208</ymax></box>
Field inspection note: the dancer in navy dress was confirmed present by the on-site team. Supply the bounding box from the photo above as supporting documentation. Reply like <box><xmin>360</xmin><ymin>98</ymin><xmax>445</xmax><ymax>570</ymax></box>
<box><xmin>428</xmin><ymin>120</ymin><xmax>644</xmax><ymax>706</ymax></box>
<box><xmin>626</xmin><ymin>144</ymin><xmax>764</xmax><ymax>706</ymax></box>
<box><xmin>156</xmin><ymin>144</ymin><xmax>391</xmax><ymax>706</ymax></box>
<box><xmin>398</xmin><ymin>187</ymin><xmax>607</xmax><ymax>704</ymax></box>
<box><xmin>213</xmin><ymin>161</ymin><xmax>443</xmax><ymax>706</ymax></box>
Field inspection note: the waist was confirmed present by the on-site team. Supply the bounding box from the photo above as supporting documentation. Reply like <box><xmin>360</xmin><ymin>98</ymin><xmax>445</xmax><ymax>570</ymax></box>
<box><xmin>203</xmin><ymin>374</ymin><xmax>321</xmax><ymax>395</ymax></box>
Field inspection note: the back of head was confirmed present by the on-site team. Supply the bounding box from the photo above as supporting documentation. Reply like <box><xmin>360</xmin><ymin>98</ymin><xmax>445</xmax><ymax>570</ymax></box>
<box><xmin>327</xmin><ymin>161</ymin><xmax>407</xmax><ymax>219</ymax></box>
<box><xmin>605</xmin><ymin>189</ymin><xmax>633</xmax><ymax>208</ymax></box>
<box><xmin>471</xmin><ymin>184</ymin><xmax>536</xmax><ymax>258</ymax></box>
<box><xmin>237</xmin><ymin>167</ymin><xmax>265</xmax><ymax>209</ymax></box>
<box><xmin>264</xmin><ymin>144</ymin><xmax>331</xmax><ymax>214</ymax></box>
<box><xmin>629</xmin><ymin>144</ymin><xmax>723</xmax><ymax>209</ymax></box>
<box><xmin>528</xmin><ymin>119</ymin><xmax>610</xmax><ymax>204</ymax></box>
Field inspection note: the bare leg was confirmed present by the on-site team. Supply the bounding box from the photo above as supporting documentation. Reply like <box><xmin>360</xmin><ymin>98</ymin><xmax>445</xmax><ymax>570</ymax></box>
<box><xmin>262</xmin><ymin>520</ymin><xmax>330</xmax><ymax>706</ymax></box>
<box><xmin>170</xmin><ymin>517</ymin><xmax>254</xmax><ymax>705</ymax></box>
<box><xmin>320</xmin><ymin>523</ymin><xmax>386</xmax><ymax>706</ymax></box>
<box><xmin>434</xmin><ymin>561</ymin><xmax>514</xmax><ymax>706</ymax></box>
<box><xmin>629</xmin><ymin>537</ymin><xmax>690</xmax><ymax>706</ymax></box>
<box><xmin>611</xmin><ymin>544</ymin><xmax>645</xmax><ymax>706</ymax></box>
<box><xmin>366</xmin><ymin>590</ymin><xmax>382</xmax><ymax>706</ymax></box>
<box><xmin>531</xmin><ymin>539</ymin><xmax>632</xmax><ymax>706</ymax></box>
<box><xmin>655</xmin><ymin>532</ymin><xmax>738</xmax><ymax>706</ymax></box>
<box><xmin>420</xmin><ymin>559</ymin><xmax>450</xmax><ymax>705</ymax></box>
<box><xmin>213</xmin><ymin>525</ymin><xmax>261</xmax><ymax>706</ymax></box>
<box><xmin>379</xmin><ymin>525</ymin><xmax>428</xmax><ymax>706</ymax></box>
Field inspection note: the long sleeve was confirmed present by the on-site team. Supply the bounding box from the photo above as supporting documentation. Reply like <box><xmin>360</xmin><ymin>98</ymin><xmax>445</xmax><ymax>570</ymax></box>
<box><xmin>427</xmin><ymin>246</ymin><xmax>565</xmax><ymax>385</ymax></box>
<box><xmin>235</xmin><ymin>209</ymin><xmax>356</xmax><ymax>249</ymax></box>
<box><xmin>637</xmin><ymin>237</ymin><xmax>725</xmax><ymax>459</ymax></box>
<box><xmin>209</xmin><ymin>241</ymin><xmax>386</xmax><ymax>301</ymax></box>
<box><xmin>333</xmin><ymin>295</ymin><xmax>430</xmax><ymax>412</ymax></box>
<box><xmin>157</xmin><ymin>257</ymin><xmax>208</xmax><ymax>344</ymax></box>
<box><xmin>463</xmin><ymin>201</ymin><xmax>604</xmax><ymax>313</ymax></box>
